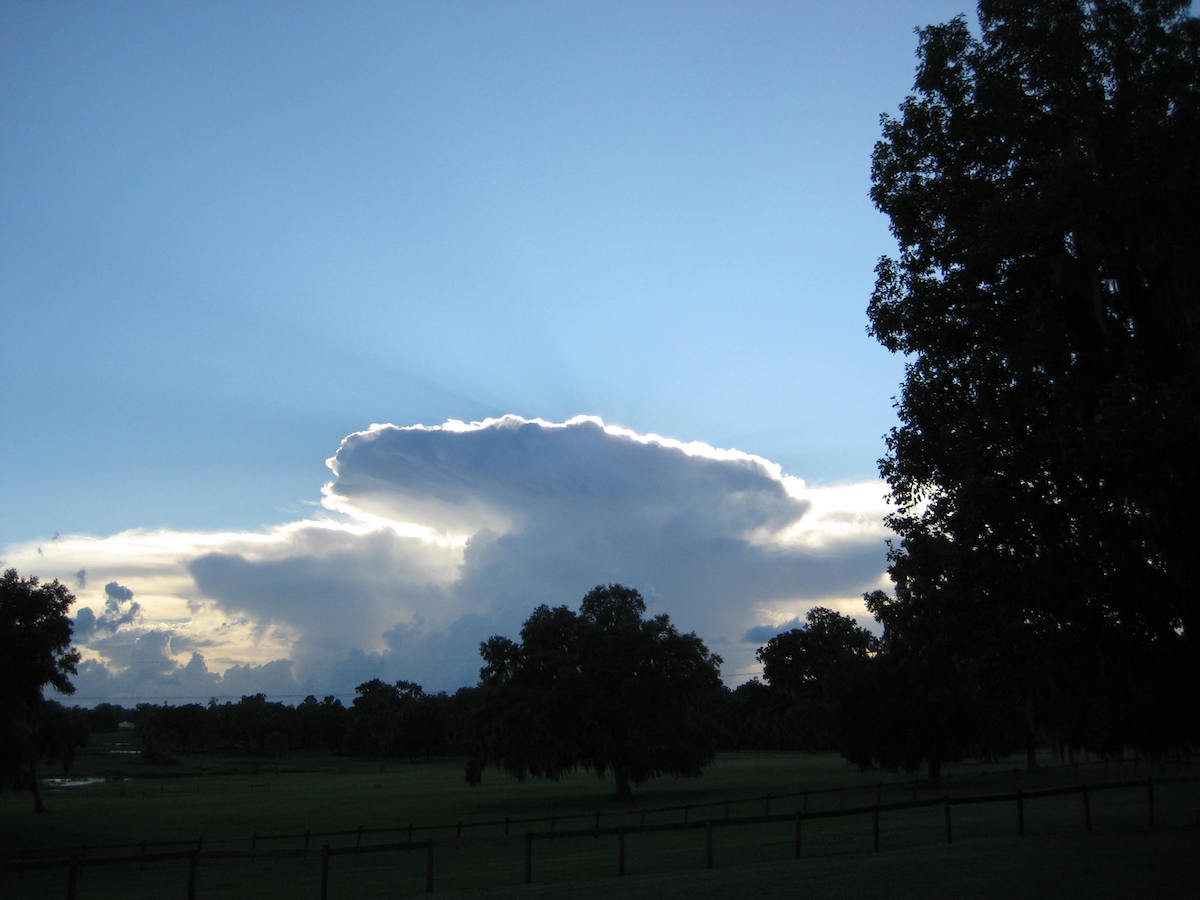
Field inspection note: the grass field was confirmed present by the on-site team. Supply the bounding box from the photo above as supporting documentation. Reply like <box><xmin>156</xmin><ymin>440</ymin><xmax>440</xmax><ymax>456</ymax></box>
<box><xmin>2</xmin><ymin>733</ymin><xmax>1197</xmax><ymax>898</ymax></box>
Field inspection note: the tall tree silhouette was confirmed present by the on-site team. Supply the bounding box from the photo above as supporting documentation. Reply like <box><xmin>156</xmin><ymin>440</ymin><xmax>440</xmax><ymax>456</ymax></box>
<box><xmin>0</xmin><ymin>569</ymin><xmax>81</xmax><ymax>812</ymax></box>
<box><xmin>868</xmin><ymin>0</ymin><xmax>1199</xmax><ymax>757</ymax></box>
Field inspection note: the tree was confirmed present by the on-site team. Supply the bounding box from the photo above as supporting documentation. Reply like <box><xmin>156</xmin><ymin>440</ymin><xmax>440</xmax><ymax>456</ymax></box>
<box><xmin>468</xmin><ymin>584</ymin><xmax>723</xmax><ymax>799</ymax></box>
<box><xmin>349</xmin><ymin>679</ymin><xmax>427</xmax><ymax>761</ymax></box>
<box><xmin>0</xmin><ymin>569</ymin><xmax>81</xmax><ymax>812</ymax></box>
<box><xmin>867</xmin><ymin>0</ymin><xmax>1199</xmax><ymax>758</ymax></box>
<box><xmin>755</xmin><ymin>607</ymin><xmax>878</xmax><ymax>751</ymax></box>
<box><xmin>296</xmin><ymin>695</ymin><xmax>349</xmax><ymax>753</ymax></box>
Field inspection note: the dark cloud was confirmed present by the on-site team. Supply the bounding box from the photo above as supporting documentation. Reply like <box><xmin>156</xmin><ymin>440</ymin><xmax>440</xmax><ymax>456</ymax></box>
<box><xmin>73</xmin><ymin>606</ymin><xmax>98</xmax><ymax>640</ymax></box>
<box><xmin>88</xmin><ymin>629</ymin><xmax>177</xmax><ymax>679</ymax></box>
<box><xmin>742</xmin><ymin>612</ymin><xmax>880</xmax><ymax>646</ymax></box>
<box><xmin>105</xmin><ymin>581</ymin><xmax>134</xmax><ymax>602</ymax></box>
<box><xmin>188</xmin><ymin>524</ymin><xmax>458</xmax><ymax>676</ymax></box>
<box><xmin>75</xmin><ymin>569</ymin><xmax>87</xmax><ymax>589</ymax></box>
<box><xmin>742</xmin><ymin>619</ymin><xmax>805</xmax><ymax>643</ymax></box>
<box><xmin>74</xmin><ymin>580</ymin><xmax>142</xmax><ymax>642</ymax></box>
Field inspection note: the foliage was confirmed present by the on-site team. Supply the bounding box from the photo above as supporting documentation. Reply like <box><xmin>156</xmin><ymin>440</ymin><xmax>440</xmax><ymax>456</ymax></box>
<box><xmin>347</xmin><ymin>679</ymin><xmax>449</xmax><ymax>760</ymax></box>
<box><xmin>0</xmin><ymin>569</ymin><xmax>80</xmax><ymax>703</ymax></box>
<box><xmin>0</xmin><ymin>569</ymin><xmax>81</xmax><ymax>812</ymax></box>
<box><xmin>867</xmin><ymin>0</ymin><xmax>1200</xmax><ymax>766</ymax></box>
<box><xmin>754</xmin><ymin>607</ymin><xmax>878</xmax><ymax>752</ymax></box>
<box><xmin>468</xmin><ymin>584</ymin><xmax>724</xmax><ymax>799</ymax></box>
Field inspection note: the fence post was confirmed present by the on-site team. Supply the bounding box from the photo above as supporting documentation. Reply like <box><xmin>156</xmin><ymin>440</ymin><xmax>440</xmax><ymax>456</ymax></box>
<box><xmin>873</xmin><ymin>803</ymin><xmax>880</xmax><ymax>852</ymax></box>
<box><xmin>1082</xmin><ymin>785</ymin><xmax>1092</xmax><ymax>831</ymax></box>
<box><xmin>250</xmin><ymin>831</ymin><xmax>257</xmax><ymax>863</ymax></box>
<box><xmin>187</xmin><ymin>850</ymin><xmax>199</xmax><ymax>900</ymax></box>
<box><xmin>1147</xmin><ymin>777</ymin><xmax>1155</xmax><ymax>829</ymax></box>
<box><xmin>764</xmin><ymin>793</ymin><xmax>771</xmax><ymax>816</ymax></box>
<box><xmin>66</xmin><ymin>857</ymin><xmax>79</xmax><ymax>900</ymax></box>
<box><xmin>618</xmin><ymin>825</ymin><xmax>626</xmax><ymax>876</ymax></box>
<box><xmin>356</xmin><ymin>825</ymin><xmax>363</xmax><ymax>848</ymax></box>
<box><xmin>304</xmin><ymin>829</ymin><xmax>311</xmax><ymax>860</ymax></box>
<box><xmin>595</xmin><ymin>811</ymin><xmax>601</xmax><ymax>835</ymax></box>
<box><xmin>794</xmin><ymin>812</ymin><xmax>803</xmax><ymax>859</ymax></box>
<box><xmin>505</xmin><ymin>816</ymin><xmax>511</xmax><ymax>838</ymax></box>
<box><xmin>724</xmin><ymin>800</ymin><xmax>730</xmax><ymax>821</ymax></box>
<box><xmin>140</xmin><ymin>840</ymin><xmax>147</xmax><ymax>870</ymax></box>
<box><xmin>1017</xmin><ymin>788</ymin><xmax>1025</xmax><ymax>837</ymax></box>
<box><xmin>320</xmin><ymin>845</ymin><xmax>330</xmax><ymax>900</ymax></box>
<box><xmin>425</xmin><ymin>841</ymin><xmax>434</xmax><ymax>893</ymax></box>
<box><xmin>705</xmin><ymin>820</ymin><xmax>714</xmax><ymax>869</ymax></box>
<box><xmin>456</xmin><ymin>820</ymin><xmax>462</xmax><ymax>849</ymax></box>
<box><xmin>944</xmin><ymin>798</ymin><xmax>953</xmax><ymax>844</ymax></box>
<box><xmin>524</xmin><ymin>833</ymin><xmax>533</xmax><ymax>884</ymax></box>
<box><xmin>684</xmin><ymin>805</ymin><xmax>690</xmax><ymax>824</ymax></box>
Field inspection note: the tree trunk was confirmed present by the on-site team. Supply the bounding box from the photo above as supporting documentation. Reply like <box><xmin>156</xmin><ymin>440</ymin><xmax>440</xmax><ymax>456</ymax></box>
<box><xmin>1024</xmin><ymin>698</ymin><xmax>1038</xmax><ymax>771</ymax></box>
<box><xmin>614</xmin><ymin>766</ymin><xmax>632</xmax><ymax>801</ymax></box>
<box><xmin>927</xmin><ymin>755</ymin><xmax>943</xmax><ymax>782</ymax></box>
<box><xmin>28</xmin><ymin>756</ymin><xmax>45</xmax><ymax>814</ymax></box>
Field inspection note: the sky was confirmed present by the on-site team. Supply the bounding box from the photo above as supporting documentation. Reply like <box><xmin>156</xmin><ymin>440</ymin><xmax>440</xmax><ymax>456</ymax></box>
<box><xmin>2</xmin><ymin>0</ymin><xmax>974</xmax><ymax>704</ymax></box>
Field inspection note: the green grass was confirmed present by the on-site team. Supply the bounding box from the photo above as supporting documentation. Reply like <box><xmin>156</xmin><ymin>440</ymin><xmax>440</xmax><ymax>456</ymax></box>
<box><xmin>3</xmin><ymin>735</ymin><xmax>1197</xmax><ymax>898</ymax></box>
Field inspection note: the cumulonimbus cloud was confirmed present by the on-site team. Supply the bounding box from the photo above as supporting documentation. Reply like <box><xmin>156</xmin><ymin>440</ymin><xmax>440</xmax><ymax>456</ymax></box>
<box><xmin>4</xmin><ymin>415</ymin><xmax>892</xmax><ymax>701</ymax></box>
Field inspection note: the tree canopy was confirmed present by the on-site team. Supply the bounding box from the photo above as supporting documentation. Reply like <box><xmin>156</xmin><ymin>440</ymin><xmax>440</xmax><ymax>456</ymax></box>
<box><xmin>467</xmin><ymin>584</ymin><xmax>723</xmax><ymax>799</ymax></box>
<box><xmin>868</xmin><ymin>0</ymin><xmax>1199</xmax><ymax>760</ymax></box>
<box><xmin>755</xmin><ymin>607</ymin><xmax>878</xmax><ymax>752</ymax></box>
<box><xmin>1</xmin><ymin>568</ymin><xmax>81</xmax><ymax>812</ymax></box>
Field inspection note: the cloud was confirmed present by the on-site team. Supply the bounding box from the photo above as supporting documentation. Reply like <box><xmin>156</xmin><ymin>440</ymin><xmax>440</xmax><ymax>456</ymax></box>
<box><xmin>105</xmin><ymin>581</ymin><xmax>134</xmax><ymax>602</ymax></box>
<box><xmin>742</xmin><ymin>619</ymin><xmax>806</xmax><ymax>644</ymax></box>
<box><xmin>68</xmin><ymin>649</ymin><xmax>302</xmax><ymax>705</ymax></box>
<box><xmin>8</xmin><ymin>415</ymin><xmax>893</xmax><ymax>701</ymax></box>
<box><xmin>73</xmin><ymin>580</ymin><xmax>142</xmax><ymax>640</ymax></box>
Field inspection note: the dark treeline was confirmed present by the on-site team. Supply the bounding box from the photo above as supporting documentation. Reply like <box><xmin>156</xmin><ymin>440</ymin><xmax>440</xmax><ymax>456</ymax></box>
<box><xmin>30</xmin><ymin>590</ymin><xmax>1183</xmax><ymax>787</ymax></box>
<box><xmin>63</xmin><ymin>684</ymin><xmax>478</xmax><ymax>764</ymax></box>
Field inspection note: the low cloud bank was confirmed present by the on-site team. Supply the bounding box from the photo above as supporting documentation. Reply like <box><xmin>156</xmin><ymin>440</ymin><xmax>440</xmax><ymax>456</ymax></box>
<box><xmin>5</xmin><ymin>416</ymin><xmax>892</xmax><ymax>702</ymax></box>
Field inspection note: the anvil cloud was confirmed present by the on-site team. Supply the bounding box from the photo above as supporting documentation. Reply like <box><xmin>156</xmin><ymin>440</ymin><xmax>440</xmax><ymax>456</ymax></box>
<box><xmin>4</xmin><ymin>416</ymin><xmax>891</xmax><ymax>703</ymax></box>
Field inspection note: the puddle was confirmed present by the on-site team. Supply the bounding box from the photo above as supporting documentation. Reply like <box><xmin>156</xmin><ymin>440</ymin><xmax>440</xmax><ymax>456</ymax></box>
<box><xmin>42</xmin><ymin>777</ymin><xmax>107</xmax><ymax>788</ymax></box>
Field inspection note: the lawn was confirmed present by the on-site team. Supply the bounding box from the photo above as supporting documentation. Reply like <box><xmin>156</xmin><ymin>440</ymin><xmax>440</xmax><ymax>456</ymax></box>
<box><xmin>2</xmin><ymin>734</ymin><xmax>1196</xmax><ymax>898</ymax></box>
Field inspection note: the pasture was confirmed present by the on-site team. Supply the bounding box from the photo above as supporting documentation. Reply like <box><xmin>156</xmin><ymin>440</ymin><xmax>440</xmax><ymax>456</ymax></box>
<box><xmin>2</xmin><ymin>733</ymin><xmax>1197</xmax><ymax>898</ymax></box>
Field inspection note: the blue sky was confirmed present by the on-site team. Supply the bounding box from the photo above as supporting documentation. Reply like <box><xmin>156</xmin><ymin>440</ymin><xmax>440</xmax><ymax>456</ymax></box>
<box><xmin>2</xmin><ymin>1</ymin><xmax>973</xmax><ymax>702</ymax></box>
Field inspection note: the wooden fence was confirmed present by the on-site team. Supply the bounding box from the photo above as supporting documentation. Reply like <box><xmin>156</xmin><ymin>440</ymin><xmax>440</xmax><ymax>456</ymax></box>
<box><xmin>521</xmin><ymin>775</ymin><xmax>1190</xmax><ymax>883</ymax></box>
<box><xmin>3</xmin><ymin>752</ymin><xmax>1176</xmax><ymax>868</ymax></box>
<box><xmin>4</xmin><ymin>769</ymin><xmax>1195</xmax><ymax>898</ymax></box>
<box><xmin>8</xmin><ymin>841</ymin><xmax>434</xmax><ymax>900</ymax></box>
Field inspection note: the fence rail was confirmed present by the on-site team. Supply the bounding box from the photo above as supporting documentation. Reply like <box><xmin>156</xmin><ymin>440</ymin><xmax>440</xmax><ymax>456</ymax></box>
<box><xmin>5</xmin><ymin>767</ymin><xmax>1196</xmax><ymax>898</ymax></box>
<box><xmin>7</xmin><ymin>753</ymin><xmax>1178</xmax><ymax>865</ymax></box>
<box><xmin>520</xmin><ymin>774</ymin><xmax>1196</xmax><ymax>883</ymax></box>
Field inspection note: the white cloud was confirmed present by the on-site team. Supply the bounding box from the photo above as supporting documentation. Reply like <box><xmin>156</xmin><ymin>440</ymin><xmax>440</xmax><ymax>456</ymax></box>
<box><xmin>5</xmin><ymin>415</ymin><xmax>892</xmax><ymax>701</ymax></box>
